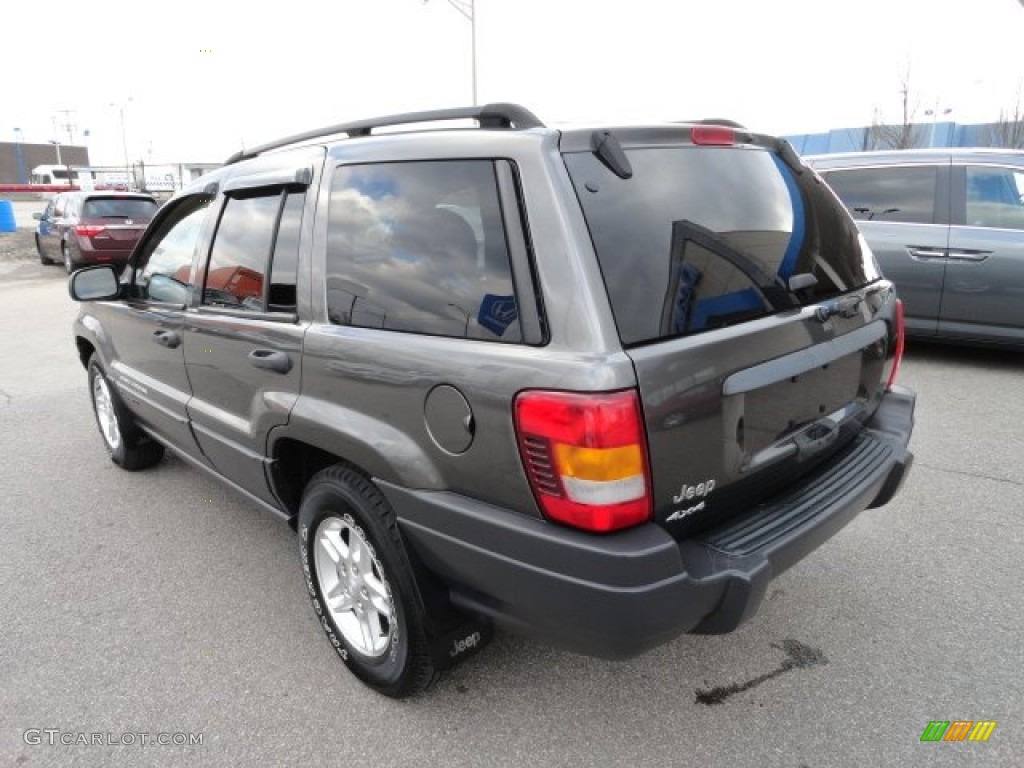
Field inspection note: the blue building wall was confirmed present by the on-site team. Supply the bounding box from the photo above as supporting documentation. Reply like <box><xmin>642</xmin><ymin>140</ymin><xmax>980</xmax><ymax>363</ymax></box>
<box><xmin>784</xmin><ymin>121</ymin><xmax>1010</xmax><ymax>155</ymax></box>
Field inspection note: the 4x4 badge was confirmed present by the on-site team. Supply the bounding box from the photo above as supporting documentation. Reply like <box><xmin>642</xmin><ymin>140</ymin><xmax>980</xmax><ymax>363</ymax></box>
<box><xmin>667</xmin><ymin>501</ymin><xmax>704</xmax><ymax>522</ymax></box>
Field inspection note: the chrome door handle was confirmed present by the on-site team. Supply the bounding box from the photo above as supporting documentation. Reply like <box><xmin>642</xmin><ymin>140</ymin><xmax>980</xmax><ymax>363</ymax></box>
<box><xmin>946</xmin><ymin>250</ymin><xmax>991</xmax><ymax>263</ymax></box>
<box><xmin>906</xmin><ymin>247</ymin><xmax>948</xmax><ymax>261</ymax></box>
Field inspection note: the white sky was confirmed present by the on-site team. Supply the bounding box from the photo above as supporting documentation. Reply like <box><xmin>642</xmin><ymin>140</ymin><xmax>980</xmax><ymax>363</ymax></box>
<box><xmin>4</xmin><ymin>0</ymin><xmax>1023</xmax><ymax>166</ymax></box>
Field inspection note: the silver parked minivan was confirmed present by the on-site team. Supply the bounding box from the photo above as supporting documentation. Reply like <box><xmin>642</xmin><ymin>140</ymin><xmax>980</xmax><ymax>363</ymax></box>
<box><xmin>807</xmin><ymin>148</ymin><xmax>1024</xmax><ymax>347</ymax></box>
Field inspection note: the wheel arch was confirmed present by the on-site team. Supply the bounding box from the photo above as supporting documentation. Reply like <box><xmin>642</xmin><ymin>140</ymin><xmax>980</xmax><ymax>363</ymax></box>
<box><xmin>75</xmin><ymin>336</ymin><xmax>96</xmax><ymax>370</ymax></box>
<box><xmin>270</xmin><ymin>437</ymin><xmax>356</xmax><ymax>525</ymax></box>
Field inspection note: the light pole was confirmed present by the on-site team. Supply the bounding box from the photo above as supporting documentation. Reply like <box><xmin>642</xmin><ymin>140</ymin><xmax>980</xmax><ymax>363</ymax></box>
<box><xmin>111</xmin><ymin>98</ymin><xmax>134</xmax><ymax>190</ymax></box>
<box><xmin>427</xmin><ymin>0</ymin><xmax>477</xmax><ymax>105</ymax></box>
<box><xmin>48</xmin><ymin>140</ymin><xmax>72</xmax><ymax>188</ymax></box>
<box><xmin>924</xmin><ymin>103</ymin><xmax>953</xmax><ymax>147</ymax></box>
<box><xmin>13</xmin><ymin>127</ymin><xmax>27</xmax><ymax>184</ymax></box>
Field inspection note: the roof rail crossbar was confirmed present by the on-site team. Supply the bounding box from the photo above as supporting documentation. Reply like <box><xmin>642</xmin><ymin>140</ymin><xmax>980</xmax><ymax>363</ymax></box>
<box><xmin>225</xmin><ymin>102</ymin><xmax>544</xmax><ymax>165</ymax></box>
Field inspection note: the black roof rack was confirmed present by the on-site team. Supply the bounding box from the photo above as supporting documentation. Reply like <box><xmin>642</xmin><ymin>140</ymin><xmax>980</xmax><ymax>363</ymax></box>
<box><xmin>225</xmin><ymin>102</ymin><xmax>544</xmax><ymax>165</ymax></box>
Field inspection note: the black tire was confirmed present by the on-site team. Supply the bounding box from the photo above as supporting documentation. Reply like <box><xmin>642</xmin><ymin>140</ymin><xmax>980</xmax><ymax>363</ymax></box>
<box><xmin>62</xmin><ymin>241</ymin><xmax>77</xmax><ymax>274</ymax></box>
<box><xmin>298</xmin><ymin>465</ymin><xmax>436</xmax><ymax>697</ymax></box>
<box><xmin>36</xmin><ymin>235</ymin><xmax>54</xmax><ymax>265</ymax></box>
<box><xmin>87</xmin><ymin>354</ymin><xmax>165</xmax><ymax>471</ymax></box>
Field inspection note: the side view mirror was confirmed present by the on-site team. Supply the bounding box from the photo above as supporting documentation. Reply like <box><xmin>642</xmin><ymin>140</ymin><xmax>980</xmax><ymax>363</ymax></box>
<box><xmin>147</xmin><ymin>273</ymin><xmax>189</xmax><ymax>305</ymax></box>
<box><xmin>32</xmin><ymin>212</ymin><xmax>43</xmax><ymax>221</ymax></box>
<box><xmin>69</xmin><ymin>265</ymin><xmax>121</xmax><ymax>302</ymax></box>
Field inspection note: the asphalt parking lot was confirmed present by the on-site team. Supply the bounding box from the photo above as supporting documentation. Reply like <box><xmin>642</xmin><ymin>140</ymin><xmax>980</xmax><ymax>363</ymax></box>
<box><xmin>1</xmin><ymin>245</ymin><xmax>1021</xmax><ymax>767</ymax></box>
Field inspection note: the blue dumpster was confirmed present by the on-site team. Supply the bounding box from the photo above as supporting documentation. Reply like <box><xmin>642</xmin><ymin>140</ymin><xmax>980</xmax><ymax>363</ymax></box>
<box><xmin>0</xmin><ymin>200</ymin><xmax>16</xmax><ymax>232</ymax></box>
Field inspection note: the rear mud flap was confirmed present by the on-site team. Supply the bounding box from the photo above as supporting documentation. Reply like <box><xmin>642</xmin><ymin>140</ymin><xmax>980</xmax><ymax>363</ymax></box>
<box><xmin>427</xmin><ymin>616</ymin><xmax>494</xmax><ymax>671</ymax></box>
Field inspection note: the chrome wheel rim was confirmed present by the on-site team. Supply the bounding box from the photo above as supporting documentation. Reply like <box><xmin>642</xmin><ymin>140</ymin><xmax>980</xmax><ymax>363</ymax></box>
<box><xmin>92</xmin><ymin>374</ymin><xmax>121</xmax><ymax>451</ymax></box>
<box><xmin>314</xmin><ymin>515</ymin><xmax>394</xmax><ymax>657</ymax></box>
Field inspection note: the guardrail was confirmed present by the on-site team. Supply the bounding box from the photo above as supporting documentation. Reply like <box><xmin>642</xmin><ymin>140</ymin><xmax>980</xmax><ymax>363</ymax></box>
<box><xmin>0</xmin><ymin>184</ymin><xmax>131</xmax><ymax>193</ymax></box>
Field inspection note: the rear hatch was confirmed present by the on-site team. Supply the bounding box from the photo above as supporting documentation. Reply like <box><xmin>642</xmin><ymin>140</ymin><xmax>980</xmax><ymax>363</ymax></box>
<box><xmin>78</xmin><ymin>196</ymin><xmax>158</xmax><ymax>251</ymax></box>
<box><xmin>561</xmin><ymin>126</ymin><xmax>899</xmax><ymax>537</ymax></box>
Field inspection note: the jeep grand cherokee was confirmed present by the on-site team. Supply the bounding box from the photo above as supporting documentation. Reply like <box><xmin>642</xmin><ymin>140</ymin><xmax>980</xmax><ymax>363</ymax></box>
<box><xmin>69</xmin><ymin>104</ymin><xmax>915</xmax><ymax>697</ymax></box>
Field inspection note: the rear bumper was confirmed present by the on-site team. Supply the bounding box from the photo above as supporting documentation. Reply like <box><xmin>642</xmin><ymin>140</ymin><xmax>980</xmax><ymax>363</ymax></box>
<box><xmin>383</xmin><ymin>386</ymin><xmax>915</xmax><ymax>659</ymax></box>
<box><xmin>74</xmin><ymin>240</ymin><xmax>132</xmax><ymax>265</ymax></box>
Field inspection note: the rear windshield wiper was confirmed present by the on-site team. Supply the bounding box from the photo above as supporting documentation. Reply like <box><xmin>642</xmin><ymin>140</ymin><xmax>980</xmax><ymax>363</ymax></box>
<box><xmin>670</xmin><ymin>220</ymin><xmax>798</xmax><ymax>310</ymax></box>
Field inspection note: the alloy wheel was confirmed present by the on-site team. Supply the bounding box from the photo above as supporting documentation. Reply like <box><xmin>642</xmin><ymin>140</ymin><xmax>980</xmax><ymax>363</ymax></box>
<box><xmin>314</xmin><ymin>515</ymin><xmax>395</xmax><ymax>657</ymax></box>
<box><xmin>92</xmin><ymin>374</ymin><xmax>121</xmax><ymax>451</ymax></box>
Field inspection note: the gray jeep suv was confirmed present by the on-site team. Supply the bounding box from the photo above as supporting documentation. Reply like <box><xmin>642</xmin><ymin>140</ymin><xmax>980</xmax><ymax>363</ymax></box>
<box><xmin>69</xmin><ymin>104</ymin><xmax>915</xmax><ymax>697</ymax></box>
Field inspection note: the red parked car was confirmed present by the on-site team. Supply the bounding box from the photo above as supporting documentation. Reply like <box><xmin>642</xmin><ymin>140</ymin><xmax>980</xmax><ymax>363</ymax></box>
<box><xmin>34</xmin><ymin>191</ymin><xmax>159</xmax><ymax>273</ymax></box>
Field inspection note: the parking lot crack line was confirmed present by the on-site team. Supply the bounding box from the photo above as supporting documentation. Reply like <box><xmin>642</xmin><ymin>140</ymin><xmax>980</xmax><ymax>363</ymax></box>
<box><xmin>916</xmin><ymin>461</ymin><xmax>1024</xmax><ymax>489</ymax></box>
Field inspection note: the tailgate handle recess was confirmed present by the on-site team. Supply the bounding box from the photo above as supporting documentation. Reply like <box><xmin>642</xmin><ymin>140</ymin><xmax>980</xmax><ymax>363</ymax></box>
<box><xmin>793</xmin><ymin>418</ymin><xmax>840</xmax><ymax>461</ymax></box>
<box><xmin>740</xmin><ymin>417</ymin><xmax>840</xmax><ymax>474</ymax></box>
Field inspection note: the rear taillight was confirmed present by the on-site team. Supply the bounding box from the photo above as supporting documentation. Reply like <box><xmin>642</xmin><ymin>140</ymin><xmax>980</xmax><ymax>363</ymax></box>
<box><xmin>514</xmin><ymin>389</ymin><xmax>652</xmax><ymax>533</ymax></box>
<box><xmin>75</xmin><ymin>225</ymin><xmax>105</xmax><ymax>237</ymax></box>
<box><xmin>691</xmin><ymin>125</ymin><xmax>736</xmax><ymax>146</ymax></box>
<box><xmin>887</xmin><ymin>299</ymin><xmax>905</xmax><ymax>390</ymax></box>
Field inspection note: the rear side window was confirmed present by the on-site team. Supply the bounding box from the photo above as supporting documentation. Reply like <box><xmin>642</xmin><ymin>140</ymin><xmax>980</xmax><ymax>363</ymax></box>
<box><xmin>965</xmin><ymin>166</ymin><xmax>1024</xmax><ymax>230</ymax></box>
<box><xmin>82</xmin><ymin>197</ymin><xmax>158</xmax><ymax>220</ymax></box>
<box><xmin>325</xmin><ymin>160</ymin><xmax>521</xmax><ymax>342</ymax></box>
<box><xmin>564</xmin><ymin>145</ymin><xmax>877</xmax><ymax>346</ymax></box>
<box><xmin>820</xmin><ymin>166</ymin><xmax>937</xmax><ymax>224</ymax></box>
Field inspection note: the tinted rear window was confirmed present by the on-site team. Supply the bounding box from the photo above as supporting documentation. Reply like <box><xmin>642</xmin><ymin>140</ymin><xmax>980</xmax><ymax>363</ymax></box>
<box><xmin>564</xmin><ymin>145</ymin><xmax>877</xmax><ymax>345</ymax></box>
<box><xmin>82</xmin><ymin>198</ymin><xmax>158</xmax><ymax>220</ymax></box>
<box><xmin>819</xmin><ymin>166</ymin><xmax>937</xmax><ymax>224</ymax></box>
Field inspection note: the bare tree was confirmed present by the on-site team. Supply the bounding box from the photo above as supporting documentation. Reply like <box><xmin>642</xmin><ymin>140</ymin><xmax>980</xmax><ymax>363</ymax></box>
<box><xmin>987</xmin><ymin>87</ymin><xmax>1024</xmax><ymax>149</ymax></box>
<box><xmin>866</xmin><ymin>68</ymin><xmax>924</xmax><ymax>150</ymax></box>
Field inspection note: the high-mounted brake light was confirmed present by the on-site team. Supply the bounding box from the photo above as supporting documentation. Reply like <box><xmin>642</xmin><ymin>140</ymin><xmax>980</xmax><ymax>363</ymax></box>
<box><xmin>75</xmin><ymin>225</ymin><xmax>106</xmax><ymax>237</ymax></box>
<box><xmin>514</xmin><ymin>389</ymin><xmax>652</xmax><ymax>533</ymax></box>
<box><xmin>887</xmin><ymin>299</ymin><xmax>905</xmax><ymax>390</ymax></box>
<box><xmin>691</xmin><ymin>125</ymin><xmax>736</xmax><ymax>146</ymax></box>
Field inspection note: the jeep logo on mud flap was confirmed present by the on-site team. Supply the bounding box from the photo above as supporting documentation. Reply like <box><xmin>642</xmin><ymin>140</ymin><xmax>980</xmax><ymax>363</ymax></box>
<box><xmin>450</xmin><ymin>631</ymin><xmax>482</xmax><ymax>659</ymax></box>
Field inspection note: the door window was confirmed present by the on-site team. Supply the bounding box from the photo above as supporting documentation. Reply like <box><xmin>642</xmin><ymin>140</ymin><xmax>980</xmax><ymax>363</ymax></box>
<box><xmin>965</xmin><ymin>166</ymin><xmax>1024</xmax><ymax>230</ymax></box>
<box><xmin>325</xmin><ymin>160</ymin><xmax>521</xmax><ymax>342</ymax></box>
<box><xmin>132</xmin><ymin>196</ymin><xmax>213</xmax><ymax>304</ymax></box>
<box><xmin>821</xmin><ymin>166</ymin><xmax>937</xmax><ymax>224</ymax></box>
<box><xmin>200</xmin><ymin>189</ymin><xmax>305</xmax><ymax>313</ymax></box>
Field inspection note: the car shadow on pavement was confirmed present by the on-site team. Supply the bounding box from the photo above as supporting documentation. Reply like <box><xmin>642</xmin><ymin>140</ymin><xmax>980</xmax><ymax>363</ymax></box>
<box><xmin>903</xmin><ymin>338</ymin><xmax>1023</xmax><ymax>370</ymax></box>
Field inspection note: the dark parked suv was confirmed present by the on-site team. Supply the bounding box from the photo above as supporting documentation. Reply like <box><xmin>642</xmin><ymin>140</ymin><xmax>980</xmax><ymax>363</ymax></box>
<box><xmin>35</xmin><ymin>190</ymin><xmax>158</xmax><ymax>273</ymax></box>
<box><xmin>69</xmin><ymin>104</ymin><xmax>915</xmax><ymax>697</ymax></box>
